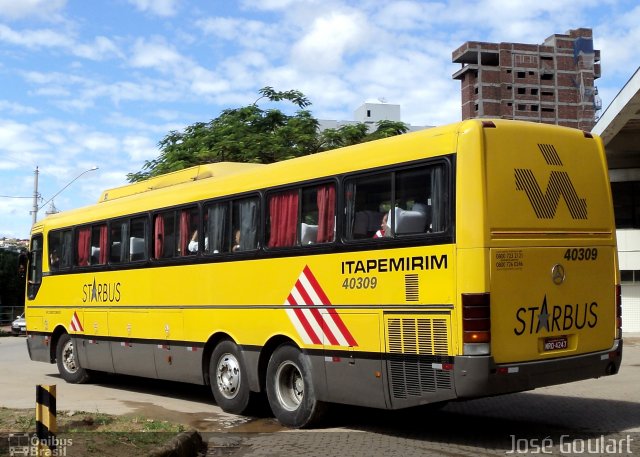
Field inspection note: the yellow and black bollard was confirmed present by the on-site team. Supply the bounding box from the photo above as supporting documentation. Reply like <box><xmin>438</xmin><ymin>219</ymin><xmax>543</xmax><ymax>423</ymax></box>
<box><xmin>35</xmin><ymin>384</ymin><xmax>57</xmax><ymax>455</ymax></box>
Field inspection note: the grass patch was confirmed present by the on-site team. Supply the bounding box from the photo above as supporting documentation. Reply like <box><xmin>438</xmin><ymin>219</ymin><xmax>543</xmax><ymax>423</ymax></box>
<box><xmin>0</xmin><ymin>407</ymin><xmax>192</xmax><ymax>456</ymax></box>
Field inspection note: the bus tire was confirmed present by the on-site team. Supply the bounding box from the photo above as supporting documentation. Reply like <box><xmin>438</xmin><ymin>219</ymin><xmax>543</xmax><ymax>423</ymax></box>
<box><xmin>266</xmin><ymin>344</ymin><xmax>326</xmax><ymax>428</ymax></box>
<box><xmin>209</xmin><ymin>340</ymin><xmax>252</xmax><ymax>415</ymax></box>
<box><xmin>56</xmin><ymin>333</ymin><xmax>91</xmax><ymax>384</ymax></box>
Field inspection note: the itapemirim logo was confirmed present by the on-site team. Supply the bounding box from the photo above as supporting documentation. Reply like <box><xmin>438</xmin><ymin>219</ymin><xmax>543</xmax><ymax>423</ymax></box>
<box><xmin>515</xmin><ymin>144</ymin><xmax>587</xmax><ymax>220</ymax></box>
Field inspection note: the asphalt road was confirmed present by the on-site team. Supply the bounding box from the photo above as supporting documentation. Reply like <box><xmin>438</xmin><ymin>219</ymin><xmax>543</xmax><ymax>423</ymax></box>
<box><xmin>1</xmin><ymin>335</ymin><xmax>639</xmax><ymax>456</ymax></box>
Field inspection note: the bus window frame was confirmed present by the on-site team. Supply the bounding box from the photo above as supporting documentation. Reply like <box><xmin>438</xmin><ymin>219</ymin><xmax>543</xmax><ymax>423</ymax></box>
<box><xmin>27</xmin><ymin>234</ymin><xmax>43</xmax><ymax>300</ymax></box>
<box><xmin>202</xmin><ymin>191</ymin><xmax>262</xmax><ymax>258</ymax></box>
<box><xmin>264</xmin><ymin>178</ymin><xmax>338</xmax><ymax>251</ymax></box>
<box><xmin>339</xmin><ymin>156</ymin><xmax>455</xmax><ymax>246</ymax></box>
<box><xmin>150</xmin><ymin>204</ymin><xmax>201</xmax><ymax>262</ymax></box>
<box><xmin>47</xmin><ymin>228</ymin><xmax>73</xmax><ymax>272</ymax></box>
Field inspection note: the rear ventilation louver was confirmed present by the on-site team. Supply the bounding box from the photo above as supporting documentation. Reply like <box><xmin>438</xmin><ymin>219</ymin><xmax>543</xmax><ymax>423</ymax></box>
<box><xmin>387</xmin><ymin>317</ymin><xmax>452</xmax><ymax>399</ymax></box>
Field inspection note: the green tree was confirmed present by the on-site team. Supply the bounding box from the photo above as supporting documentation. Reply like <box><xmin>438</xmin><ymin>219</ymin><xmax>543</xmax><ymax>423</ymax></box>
<box><xmin>127</xmin><ymin>87</ymin><xmax>410</xmax><ymax>182</ymax></box>
<box><xmin>127</xmin><ymin>87</ymin><xmax>318</xmax><ymax>182</ymax></box>
<box><xmin>0</xmin><ymin>249</ymin><xmax>25</xmax><ymax>314</ymax></box>
<box><xmin>317</xmin><ymin>120</ymin><xmax>409</xmax><ymax>150</ymax></box>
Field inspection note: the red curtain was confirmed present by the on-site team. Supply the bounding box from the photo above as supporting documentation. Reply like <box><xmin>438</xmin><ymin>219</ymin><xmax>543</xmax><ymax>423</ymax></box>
<box><xmin>317</xmin><ymin>184</ymin><xmax>335</xmax><ymax>243</ymax></box>
<box><xmin>268</xmin><ymin>190</ymin><xmax>298</xmax><ymax>247</ymax></box>
<box><xmin>76</xmin><ymin>227</ymin><xmax>91</xmax><ymax>266</ymax></box>
<box><xmin>179</xmin><ymin>210</ymin><xmax>190</xmax><ymax>255</ymax></box>
<box><xmin>154</xmin><ymin>215</ymin><xmax>165</xmax><ymax>258</ymax></box>
<box><xmin>99</xmin><ymin>225</ymin><xmax>108</xmax><ymax>264</ymax></box>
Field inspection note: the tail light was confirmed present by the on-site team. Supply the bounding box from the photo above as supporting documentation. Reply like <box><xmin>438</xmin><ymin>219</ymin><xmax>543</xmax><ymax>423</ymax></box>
<box><xmin>616</xmin><ymin>284</ymin><xmax>622</xmax><ymax>339</ymax></box>
<box><xmin>462</xmin><ymin>293</ymin><xmax>491</xmax><ymax>355</ymax></box>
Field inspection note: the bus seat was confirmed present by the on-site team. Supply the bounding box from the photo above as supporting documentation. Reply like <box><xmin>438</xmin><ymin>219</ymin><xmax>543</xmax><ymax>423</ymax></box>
<box><xmin>301</xmin><ymin>223</ymin><xmax>318</xmax><ymax>245</ymax></box>
<box><xmin>353</xmin><ymin>210</ymin><xmax>382</xmax><ymax>237</ymax></box>
<box><xmin>393</xmin><ymin>207</ymin><xmax>428</xmax><ymax>234</ymax></box>
<box><xmin>91</xmin><ymin>246</ymin><xmax>100</xmax><ymax>264</ymax></box>
<box><xmin>130</xmin><ymin>237</ymin><xmax>145</xmax><ymax>260</ymax></box>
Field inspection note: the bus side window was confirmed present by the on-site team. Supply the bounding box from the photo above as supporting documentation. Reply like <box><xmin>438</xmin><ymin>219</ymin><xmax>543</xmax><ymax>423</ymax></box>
<box><xmin>90</xmin><ymin>224</ymin><xmax>107</xmax><ymax>265</ymax></box>
<box><xmin>153</xmin><ymin>211</ymin><xmax>176</xmax><ymax>259</ymax></box>
<box><xmin>110</xmin><ymin>219</ymin><xmax>128</xmax><ymax>263</ymax></box>
<box><xmin>180</xmin><ymin>207</ymin><xmax>199</xmax><ymax>256</ymax></box>
<box><xmin>130</xmin><ymin>217</ymin><xmax>148</xmax><ymax>261</ymax></box>
<box><xmin>344</xmin><ymin>174</ymin><xmax>391</xmax><ymax>240</ymax></box>
<box><xmin>48</xmin><ymin>229</ymin><xmax>73</xmax><ymax>271</ymax></box>
<box><xmin>300</xmin><ymin>183</ymin><xmax>335</xmax><ymax>244</ymax></box>
<box><xmin>233</xmin><ymin>196</ymin><xmax>259</xmax><ymax>252</ymax></box>
<box><xmin>205</xmin><ymin>202</ymin><xmax>228</xmax><ymax>254</ymax></box>
<box><xmin>268</xmin><ymin>190</ymin><xmax>298</xmax><ymax>248</ymax></box>
<box><xmin>75</xmin><ymin>226</ymin><xmax>91</xmax><ymax>266</ymax></box>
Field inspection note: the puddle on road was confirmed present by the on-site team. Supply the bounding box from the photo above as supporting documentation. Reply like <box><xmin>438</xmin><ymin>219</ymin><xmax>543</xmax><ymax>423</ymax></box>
<box><xmin>121</xmin><ymin>400</ymin><xmax>286</xmax><ymax>432</ymax></box>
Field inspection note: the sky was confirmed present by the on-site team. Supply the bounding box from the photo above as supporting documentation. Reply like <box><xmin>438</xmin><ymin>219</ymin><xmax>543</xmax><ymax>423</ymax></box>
<box><xmin>0</xmin><ymin>0</ymin><xmax>639</xmax><ymax>239</ymax></box>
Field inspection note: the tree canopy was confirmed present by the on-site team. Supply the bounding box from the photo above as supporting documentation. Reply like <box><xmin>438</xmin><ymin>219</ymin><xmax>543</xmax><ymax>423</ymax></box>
<box><xmin>127</xmin><ymin>87</ymin><xmax>409</xmax><ymax>182</ymax></box>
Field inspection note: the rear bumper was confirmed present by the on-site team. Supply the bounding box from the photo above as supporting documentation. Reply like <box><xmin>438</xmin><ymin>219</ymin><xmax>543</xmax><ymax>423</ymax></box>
<box><xmin>453</xmin><ymin>339</ymin><xmax>623</xmax><ymax>399</ymax></box>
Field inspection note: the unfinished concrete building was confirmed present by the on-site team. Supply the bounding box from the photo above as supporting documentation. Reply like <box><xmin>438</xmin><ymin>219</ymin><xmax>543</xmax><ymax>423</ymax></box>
<box><xmin>452</xmin><ymin>28</ymin><xmax>601</xmax><ymax>131</ymax></box>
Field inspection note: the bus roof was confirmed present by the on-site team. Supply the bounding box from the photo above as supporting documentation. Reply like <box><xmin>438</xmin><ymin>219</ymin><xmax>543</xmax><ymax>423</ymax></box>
<box><xmin>37</xmin><ymin>119</ymin><xmax>594</xmax><ymax>232</ymax></box>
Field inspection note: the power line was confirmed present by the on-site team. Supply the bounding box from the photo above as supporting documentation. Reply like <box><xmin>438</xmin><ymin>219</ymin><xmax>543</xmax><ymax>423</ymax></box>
<box><xmin>0</xmin><ymin>195</ymin><xmax>32</xmax><ymax>199</ymax></box>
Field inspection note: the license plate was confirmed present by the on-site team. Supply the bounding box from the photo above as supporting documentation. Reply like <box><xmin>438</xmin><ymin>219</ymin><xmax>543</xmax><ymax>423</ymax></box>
<box><xmin>544</xmin><ymin>335</ymin><xmax>568</xmax><ymax>351</ymax></box>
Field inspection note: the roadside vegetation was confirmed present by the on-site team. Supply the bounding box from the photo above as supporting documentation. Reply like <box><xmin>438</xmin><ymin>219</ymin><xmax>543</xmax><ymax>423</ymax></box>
<box><xmin>0</xmin><ymin>407</ymin><xmax>190</xmax><ymax>456</ymax></box>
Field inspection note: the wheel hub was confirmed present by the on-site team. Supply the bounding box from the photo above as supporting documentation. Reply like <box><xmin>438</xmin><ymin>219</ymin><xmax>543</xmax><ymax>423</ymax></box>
<box><xmin>62</xmin><ymin>340</ymin><xmax>78</xmax><ymax>373</ymax></box>
<box><xmin>216</xmin><ymin>353</ymin><xmax>240</xmax><ymax>400</ymax></box>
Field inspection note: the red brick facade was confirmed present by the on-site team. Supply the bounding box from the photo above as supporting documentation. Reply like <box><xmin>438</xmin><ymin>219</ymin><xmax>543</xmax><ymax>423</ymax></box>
<box><xmin>452</xmin><ymin>28</ymin><xmax>600</xmax><ymax>131</ymax></box>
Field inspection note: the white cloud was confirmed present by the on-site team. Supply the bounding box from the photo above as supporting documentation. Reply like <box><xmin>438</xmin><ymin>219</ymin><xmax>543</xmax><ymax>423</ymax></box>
<box><xmin>74</xmin><ymin>36</ymin><xmax>124</xmax><ymax>61</ymax></box>
<box><xmin>0</xmin><ymin>24</ymin><xmax>73</xmax><ymax>49</ymax></box>
<box><xmin>129</xmin><ymin>37</ymin><xmax>185</xmax><ymax>70</ymax></box>
<box><xmin>0</xmin><ymin>0</ymin><xmax>66</xmax><ymax>21</ymax></box>
<box><xmin>195</xmin><ymin>17</ymin><xmax>282</xmax><ymax>51</ymax></box>
<box><xmin>189</xmin><ymin>67</ymin><xmax>231</xmax><ymax>96</ymax></box>
<box><xmin>123</xmin><ymin>135</ymin><xmax>159</xmax><ymax>161</ymax></box>
<box><xmin>291</xmin><ymin>10</ymin><xmax>369</xmax><ymax>72</ymax></box>
<box><xmin>127</xmin><ymin>0</ymin><xmax>180</xmax><ymax>17</ymax></box>
<box><xmin>374</xmin><ymin>1</ymin><xmax>444</xmax><ymax>31</ymax></box>
<box><xmin>0</xmin><ymin>100</ymin><xmax>38</xmax><ymax>115</ymax></box>
<box><xmin>0</xmin><ymin>119</ymin><xmax>49</xmax><ymax>159</ymax></box>
<box><xmin>594</xmin><ymin>5</ymin><xmax>640</xmax><ymax>82</ymax></box>
<box><xmin>80</xmin><ymin>132</ymin><xmax>119</xmax><ymax>152</ymax></box>
<box><xmin>0</xmin><ymin>25</ymin><xmax>122</xmax><ymax>61</ymax></box>
<box><xmin>240</xmin><ymin>0</ymin><xmax>300</xmax><ymax>10</ymax></box>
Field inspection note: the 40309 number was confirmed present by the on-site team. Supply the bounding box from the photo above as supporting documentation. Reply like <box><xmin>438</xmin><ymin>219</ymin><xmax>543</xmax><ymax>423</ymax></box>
<box><xmin>342</xmin><ymin>277</ymin><xmax>378</xmax><ymax>290</ymax></box>
<box><xmin>563</xmin><ymin>248</ymin><xmax>598</xmax><ymax>261</ymax></box>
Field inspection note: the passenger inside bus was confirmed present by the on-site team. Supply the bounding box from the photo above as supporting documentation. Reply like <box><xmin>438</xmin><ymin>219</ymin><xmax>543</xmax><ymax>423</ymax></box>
<box><xmin>232</xmin><ymin>229</ymin><xmax>241</xmax><ymax>252</ymax></box>
<box><xmin>188</xmin><ymin>230</ymin><xmax>209</xmax><ymax>253</ymax></box>
<box><xmin>373</xmin><ymin>213</ymin><xmax>388</xmax><ymax>238</ymax></box>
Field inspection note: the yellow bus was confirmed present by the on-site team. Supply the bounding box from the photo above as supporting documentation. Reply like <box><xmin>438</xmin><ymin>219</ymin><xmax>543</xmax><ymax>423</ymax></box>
<box><xmin>25</xmin><ymin>119</ymin><xmax>622</xmax><ymax>427</ymax></box>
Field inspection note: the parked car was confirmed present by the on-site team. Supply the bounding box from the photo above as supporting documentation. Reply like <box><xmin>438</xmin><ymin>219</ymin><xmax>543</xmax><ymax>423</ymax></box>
<box><xmin>11</xmin><ymin>313</ymin><xmax>26</xmax><ymax>335</ymax></box>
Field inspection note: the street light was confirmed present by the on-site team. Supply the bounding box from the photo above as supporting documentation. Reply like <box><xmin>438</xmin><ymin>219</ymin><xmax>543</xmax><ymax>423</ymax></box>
<box><xmin>31</xmin><ymin>166</ymin><xmax>99</xmax><ymax>225</ymax></box>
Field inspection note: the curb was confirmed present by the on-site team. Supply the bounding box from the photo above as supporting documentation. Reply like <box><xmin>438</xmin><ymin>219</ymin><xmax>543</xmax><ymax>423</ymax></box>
<box><xmin>146</xmin><ymin>430</ymin><xmax>203</xmax><ymax>457</ymax></box>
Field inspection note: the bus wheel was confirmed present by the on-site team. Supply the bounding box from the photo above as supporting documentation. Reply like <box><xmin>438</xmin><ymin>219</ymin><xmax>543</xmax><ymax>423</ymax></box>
<box><xmin>209</xmin><ymin>340</ymin><xmax>251</xmax><ymax>414</ymax></box>
<box><xmin>56</xmin><ymin>333</ymin><xmax>90</xmax><ymax>384</ymax></box>
<box><xmin>266</xmin><ymin>344</ymin><xmax>326</xmax><ymax>428</ymax></box>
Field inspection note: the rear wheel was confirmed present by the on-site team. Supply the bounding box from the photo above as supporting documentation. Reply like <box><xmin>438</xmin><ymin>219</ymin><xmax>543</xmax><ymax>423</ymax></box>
<box><xmin>209</xmin><ymin>340</ymin><xmax>252</xmax><ymax>414</ymax></box>
<box><xmin>266</xmin><ymin>344</ymin><xmax>326</xmax><ymax>428</ymax></box>
<box><xmin>56</xmin><ymin>333</ymin><xmax>91</xmax><ymax>383</ymax></box>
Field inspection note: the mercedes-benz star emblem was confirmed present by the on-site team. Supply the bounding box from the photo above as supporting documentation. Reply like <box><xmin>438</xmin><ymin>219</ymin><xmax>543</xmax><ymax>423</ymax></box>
<box><xmin>551</xmin><ymin>264</ymin><xmax>565</xmax><ymax>285</ymax></box>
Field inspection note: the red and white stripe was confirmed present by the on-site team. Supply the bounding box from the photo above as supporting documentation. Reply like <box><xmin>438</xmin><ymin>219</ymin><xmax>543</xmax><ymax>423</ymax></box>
<box><xmin>70</xmin><ymin>311</ymin><xmax>84</xmax><ymax>332</ymax></box>
<box><xmin>285</xmin><ymin>266</ymin><xmax>357</xmax><ymax>347</ymax></box>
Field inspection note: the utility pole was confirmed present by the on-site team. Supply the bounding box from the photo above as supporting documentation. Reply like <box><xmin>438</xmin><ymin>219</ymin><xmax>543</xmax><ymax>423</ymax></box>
<box><xmin>31</xmin><ymin>166</ymin><xmax>39</xmax><ymax>226</ymax></box>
